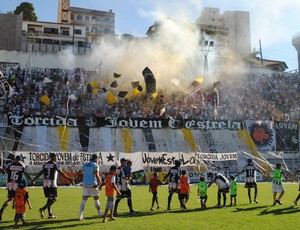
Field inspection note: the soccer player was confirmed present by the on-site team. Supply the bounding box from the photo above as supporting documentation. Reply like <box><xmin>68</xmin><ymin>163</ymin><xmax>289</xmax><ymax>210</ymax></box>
<box><xmin>178</xmin><ymin>170</ymin><xmax>190</xmax><ymax>210</ymax></box>
<box><xmin>292</xmin><ymin>165</ymin><xmax>300</xmax><ymax>206</ymax></box>
<box><xmin>272</xmin><ymin>163</ymin><xmax>291</xmax><ymax>205</ymax></box>
<box><xmin>0</xmin><ymin>155</ymin><xmax>32</xmax><ymax>221</ymax></box>
<box><xmin>12</xmin><ymin>180</ymin><xmax>32</xmax><ymax>228</ymax></box>
<box><xmin>163</xmin><ymin>160</ymin><xmax>181</xmax><ymax>210</ymax></box>
<box><xmin>32</xmin><ymin>153</ymin><xmax>73</xmax><ymax>219</ymax></box>
<box><xmin>149</xmin><ymin>172</ymin><xmax>162</xmax><ymax>210</ymax></box>
<box><xmin>122</xmin><ymin>160</ymin><xmax>133</xmax><ymax>188</ymax></box>
<box><xmin>102</xmin><ymin>165</ymin><xmax>121</xmax><ymax>223</ymax></box>
<box><xmin>235</xmin><ymin>158</ymin><xmax>265</xmax><ymax>203</ymax></box>
<box><xmin>198</xmin><ymin>176</ymin><xmax>208</xmax><ymax>208</ymax></box>
<box><xmin>74</xmin><ymin>154</ymin><xmax>103</xmax><ymax>221</ymax></box>
<box><xmin>207</xmin><ymin>172</ymin><xmax>231</xmax><ymax>207</ymax></box>
<box><xmin>114</xmin><ymin>158</ymin><xmax>136</xmax><ymax>216</ymax></box>
<box><xmin>229</xmin><ymin>175</ymin><xmax>237</xmax><ymax>206</ymax></box>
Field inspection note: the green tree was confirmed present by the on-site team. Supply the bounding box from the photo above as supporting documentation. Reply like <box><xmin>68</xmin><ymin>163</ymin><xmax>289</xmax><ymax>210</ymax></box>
<box><xmin>14</xmin><ymin>2</ymin><xmax>38</xmax><ymax>21</ymax></box>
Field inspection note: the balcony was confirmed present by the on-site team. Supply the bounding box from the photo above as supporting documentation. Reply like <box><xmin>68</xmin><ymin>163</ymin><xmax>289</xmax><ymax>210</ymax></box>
<box><xmin>198</xmin><ymin>24</ymin><xmax>229</xmax><ymax>35</ymax></box>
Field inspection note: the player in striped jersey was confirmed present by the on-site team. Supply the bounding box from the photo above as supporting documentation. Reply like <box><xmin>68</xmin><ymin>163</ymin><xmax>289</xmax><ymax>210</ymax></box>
<box><xmin>32</xmin><ymin>153</ymin><xmax>73</xmax><ymax>219</ymax></box>
<box><xmin>207</xmin><ymin>172</ymin><xmax>231</xmax><ymax>207</ymax></box>
<box><xmin>0</xmin><ymin>155</ymin><xmax>32</xmax><ymax>221</ymax></box>
<box><xmin>163</xmin><ymin>160</ymin><xmax>181</xmax><ymax>210</ymax></box>
<box><xmin>236</xmin><ymin>158</ymin><xmax>265</xmax><ymax>204</ymax></box>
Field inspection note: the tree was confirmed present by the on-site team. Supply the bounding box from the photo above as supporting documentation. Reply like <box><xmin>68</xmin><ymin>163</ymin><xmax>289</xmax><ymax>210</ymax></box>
<box><xmin>14</xmin><ymin>2</ymin><xmax>38</xmax><ymax>21</ymax></box>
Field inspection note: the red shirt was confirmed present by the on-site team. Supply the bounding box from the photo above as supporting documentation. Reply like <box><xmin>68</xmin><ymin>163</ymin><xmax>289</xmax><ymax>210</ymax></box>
<box><xmin>15</xmin><ymin>188</ymin><xmax>29</xmax><ymax>214</ymax></box>
<box><xmin>179</xmin><ymin>175</ymin><xmax>190</xmax><ymax>194</ymax></box>
<box><xmin>150</xmin><ymin>177</ymin><xmax>160</xmax><ymax>193</ymax></box>
<box><xmin>105</xmin><ymin>174</ymin><xmax>116</xmax><ymax>196</ymax></box>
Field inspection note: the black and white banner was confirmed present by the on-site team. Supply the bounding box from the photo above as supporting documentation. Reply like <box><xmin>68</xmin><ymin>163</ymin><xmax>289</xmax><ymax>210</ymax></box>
<box><xmin>275</xmin><ymin>121</ymin><xmax>299</xmax><ymax>152</ymax></box>
<box><xmin>5</xmin><ymin>115</ymin><xmax>243</xmax><ymax>130</ymax></box>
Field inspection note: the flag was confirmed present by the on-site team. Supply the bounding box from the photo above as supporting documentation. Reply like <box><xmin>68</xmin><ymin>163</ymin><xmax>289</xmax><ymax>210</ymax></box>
<box><xmin>191</xmin><ymin>77</ymin><xmax>204</xmax><ymax>87</ymax></box>
<box><xmin>42</xmin><ymin>77</ymin><xmax>52</xmax><ymax>84</ymax></box>
<box><xmin>131</xmin><ymin>81</ymin><xmax>139</xmax><ymax>88</ymax></box>
<box><xmin>137</xmin><ymin>85</ymin><xmax>143</xmax><ymax>92</ymax></box>
<box><xmin>142</xmin><ymin>67</ymin><xmax>156</xmax><ymax>95</ymax></box>
<box><xmin>117</xmin><ymin>91</ymin><xmax>128</xmax><ymax>98</ymax></box>
<box><xmin>107</xmin><ymin>91</ymin><xmax>117</xmax><ymax>104</ymax></box>
<box><xmin>110</xmin><ymin>80</ymin><xmax>118</xmax><ymax>88</ymax></box>
<box><xmin>132</xmin><ymin>88</ymin><xmax>141</xmax><ymax>97</ymax></box>
<box><xmin>92</xmin><ymin>88</ymin><xmax>99</xmax><ymax>95</ymax></box>
<box><xmin>89</xmin><ymin>81</ymin><xmax>99</xmax><ymax>88</ymax></box>
<box><xmin>0</xmin><ymin>71</ymin><xmax>14</xmax><ymax>98</ymax></box>
<box><xmin>151</xmin><ymin>92</ymin><xmax>158</xmax><ymax>99</ymax></box>
<box><xmin>171</xmin><ymin>78</ymin><xmax>180</xmax><ymax>86</ymax></box>
<box><xmin>159</xmin><ymin>107</ymin><xmax>166</xmax><ymax>116</ymax></box>
<box><xmin>213</xmin><ymin>81</ymin><xmax>221</xmax><ymax>88</ymax></box>
<box><xmin>101</xmin><ymin>87</ymin><xmax>108</xmax><ymax>93</ymax></box>
<box><xmin>114</xmin><ymin>72</ymin><xmax>122</xmax><ymax>78</ymax></box>
<box><xmin>40</xmin><ymin>95</ymin><xmax>50</xmax><ymax>105</ymax></box>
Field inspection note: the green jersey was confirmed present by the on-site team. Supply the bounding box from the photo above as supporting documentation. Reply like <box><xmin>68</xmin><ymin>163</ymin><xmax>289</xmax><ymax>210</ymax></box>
<box><xmin>273</xmin><ymin>169</ymin><xmax>282</xmax><ymax>182</ymax></box>
<box><xmin>230</xmin><ymin>180</ymin><xmax>237</xmax><ymax>196</ymax></box>
<box><xmin>198</xmin><ymin>181</ymin><xmax>207</xmax><ymax>197</ymax></box>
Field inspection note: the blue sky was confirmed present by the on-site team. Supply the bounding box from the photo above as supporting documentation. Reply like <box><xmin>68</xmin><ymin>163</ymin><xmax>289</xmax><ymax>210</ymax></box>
<box><xmin>2</xmin><ymin>0</ymin><xmax>300</xmax><ymax>70</ymax></box>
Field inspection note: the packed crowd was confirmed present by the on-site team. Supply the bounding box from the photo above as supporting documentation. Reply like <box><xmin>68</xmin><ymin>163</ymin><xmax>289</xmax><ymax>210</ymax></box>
<box><xmin>1</xmin><ymin>65</ymin><xmax>299</xmax><ymax>121</ymax></box>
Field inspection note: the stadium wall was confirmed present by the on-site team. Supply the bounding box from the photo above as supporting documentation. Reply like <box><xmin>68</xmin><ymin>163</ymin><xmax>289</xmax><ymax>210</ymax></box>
<box><xmin>0</xmin><ymin>50</ymin><xmax>95</xmax><ymax>69</ymax></box>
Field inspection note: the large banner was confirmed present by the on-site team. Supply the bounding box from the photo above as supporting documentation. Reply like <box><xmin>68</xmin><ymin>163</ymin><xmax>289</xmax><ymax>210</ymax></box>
<box><xmin>14</xmin><ymin>151</ymin><xmax>238</xmax><ymax>170</ymax></box>
<box><xmin>5</xmin><ymin>115</ymin><xmax>243</xmax><ymax>130</ymax></box>
<box><xmin>274</xmin><ymin>121</ymin><xmax>299</xmax><ymax>152</ymax></box>
<box><xmin>245</xmin><ymin>120</ymin><xmax>276</xmax><ymax>151</ymax></box>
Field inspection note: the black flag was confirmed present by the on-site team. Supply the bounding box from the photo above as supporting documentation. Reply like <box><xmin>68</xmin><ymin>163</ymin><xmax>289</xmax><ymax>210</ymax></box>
<box><xmin>117</xmin><ymin>91</ymin><xmax>128</xmax><ymax>98</ymax></box>
<box><xmin>114</xmin><ymin>72</ymin><xmax>122</xmax><ymax>78</ymax></box>
<box><xmin>142</xmin><ymin>67</ymin><xmax>156</xmax><ymax>95</ymax></box>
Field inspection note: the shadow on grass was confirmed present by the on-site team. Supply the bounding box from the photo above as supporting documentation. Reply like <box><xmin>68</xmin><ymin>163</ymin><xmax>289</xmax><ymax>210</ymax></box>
<box><xmin>232</xmin><ymin>205</ymin><xmax>270</xmax><ymax>212</ymax></box>
<box><xmin>23</xmin><ymin>217</ymin><xmax>102</xmax><ymax>229</ymax></box>
<box><xmin>258</xmin><ymin>205</ymin><xmax>300</xmax><ymax>216</ymax></box>
<box><xmin>115</xmin><ymin>205</ymin><xmax>231</xmax><ymax>219</ymax></box>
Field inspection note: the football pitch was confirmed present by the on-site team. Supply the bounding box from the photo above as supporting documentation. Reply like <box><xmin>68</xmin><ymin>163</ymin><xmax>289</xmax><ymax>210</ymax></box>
<box><xmin>0</xmin><ymin>183</ymin><xmax>299</xmax><ymax>230</ymax></box>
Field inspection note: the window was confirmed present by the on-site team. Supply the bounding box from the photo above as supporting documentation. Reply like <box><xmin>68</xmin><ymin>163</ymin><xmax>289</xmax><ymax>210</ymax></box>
<box><xmin>42</xmin><ymin>39</ymin><xmax>53</xmax><ymax>45</ymax></box>
<box><xmin>76</xmin><ymin>15</ymin><xmax>83</xmax><ymax>20</ymax></box>
<box><xmin>85</xmin><ymin>16</ymin><xmax>89</xmax><ymax>21</ymax></box>
<box><xmin>61</xmin><ymin>30</ymin><xmax>69</xmax><ymax>36</ymax></box>
<box><xmin>44</xmin><ymin>27</ymin><xmax>59</xmax><ymax>34</ymax></box>
<box><xmin>86</xmin><ymin>26</ymin><xmax>89</xmax><ymax>32</ymax></box>
<box><xmin>71</xmin><ymin>15</ymin><xmax>74</xmax><ymax>20</ymax></box>
<box><xmin>92</xmin><ymin>16</ymin><xmax>100</xmax><ymax>22</ymax></box>
<box><xmin>74</xmin><ymin>29</ymin><xmax>82</xmax><ymax>35</ymax></box>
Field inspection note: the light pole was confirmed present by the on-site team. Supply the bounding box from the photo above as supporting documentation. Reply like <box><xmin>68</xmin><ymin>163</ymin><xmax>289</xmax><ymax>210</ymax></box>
<box><xmin>201</xmin><ymin>40</ymin><xmax>214</xmax><ymax>76</ymax></box>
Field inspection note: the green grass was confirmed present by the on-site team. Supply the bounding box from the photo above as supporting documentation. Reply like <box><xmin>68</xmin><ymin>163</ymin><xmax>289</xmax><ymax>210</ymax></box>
<box><xmin>0</xmin><ymin>183</ymin><xmax>299</xmax><ymax>230</ymax></box>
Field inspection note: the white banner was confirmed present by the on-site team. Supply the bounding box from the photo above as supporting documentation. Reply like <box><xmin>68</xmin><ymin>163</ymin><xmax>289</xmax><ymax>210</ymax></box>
<box><xmin>119</xmin><ymin>152</ymin><xmax>144</xmax><ymax>172</ymax></box>
<box><xmin>15</xmin><ymin>151</ymin><xmax>117</xmax><ymax>167</ymax></box>
<box><xmin>197</xmin><ymin>152</ymin><xmax>238</xmax><ymax>161</ymax></box>
<box><xmin>14</xmin><ymin>151</ymin><xmax>238</xmax><ymax>170</ymax></box>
